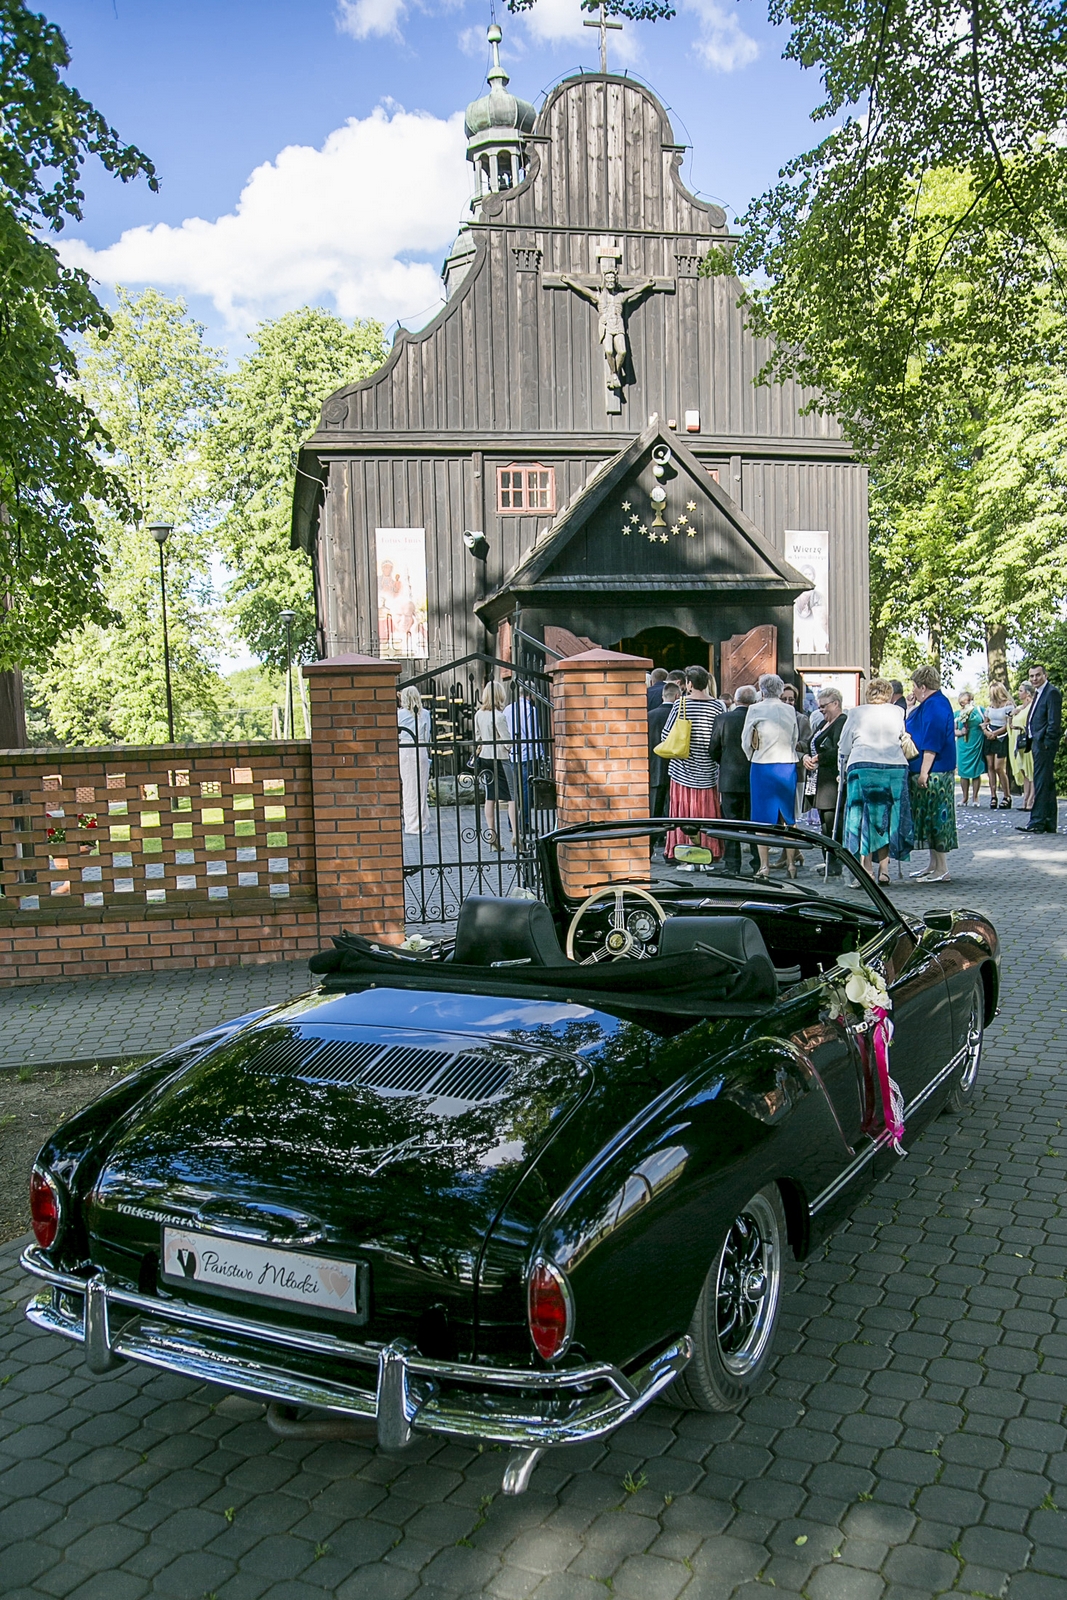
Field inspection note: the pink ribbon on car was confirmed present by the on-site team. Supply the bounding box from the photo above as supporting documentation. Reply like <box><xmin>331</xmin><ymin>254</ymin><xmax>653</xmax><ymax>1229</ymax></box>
<box><xmin>871</xmin><ymin>1004</ymin><xmax>906</xmax><ymax>1156</ymax></box>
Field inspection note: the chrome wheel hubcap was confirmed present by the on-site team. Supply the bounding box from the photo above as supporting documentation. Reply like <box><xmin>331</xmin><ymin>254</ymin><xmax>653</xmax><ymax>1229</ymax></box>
<box><xmin>714</xmin><ymin>1192</ymin><xmax>782</xmax><ymax>1377</ymax></box>
<box><xmin>960</xmin><ymin>994</ymin><xmax>983</xmax><ymax>1092</ymax></box>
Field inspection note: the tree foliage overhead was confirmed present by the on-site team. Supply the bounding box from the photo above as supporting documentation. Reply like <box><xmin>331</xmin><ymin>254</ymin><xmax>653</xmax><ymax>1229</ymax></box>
<box><xmin>0</xmin><ymin>0</ymin><xmax>157</xmax><ymax>670</ymax></box>
<box><xmin>724</xmin><ymin>0</ymin><xmax>1067</xmax><ymax>456</ymax></box>
<box><xmin>210</xmin><ymin>308</ymin><xmax>385</xmax><ymax>670</ymax></box>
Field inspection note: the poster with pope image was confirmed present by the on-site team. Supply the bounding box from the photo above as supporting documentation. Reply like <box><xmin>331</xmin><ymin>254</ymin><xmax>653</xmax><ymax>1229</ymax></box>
<box><xmin>785</xmin><ymin>530</ymin><xmax>830</xmax><ymax>656</ymax></box>
<box><xmin>376</xmin><ymin>528</ymin><xmax>428</xmax><ymax>659</ymax></box>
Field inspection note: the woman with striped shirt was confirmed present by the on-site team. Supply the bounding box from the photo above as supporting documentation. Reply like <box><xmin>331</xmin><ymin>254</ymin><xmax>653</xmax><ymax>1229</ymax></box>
<box><xmin>661</xmin><ymin>665</ymin><xmax>727</xmax><ymax>861</ymax></box>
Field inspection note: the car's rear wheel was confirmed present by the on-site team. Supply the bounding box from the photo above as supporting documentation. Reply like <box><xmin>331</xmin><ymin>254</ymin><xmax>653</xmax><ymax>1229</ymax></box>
<box><xmin>673</xmin><ymin>1184</ymin><xmax>788</xmax><ymax>1413</ymax></box>
<box><xmin>944</xmin><ymin>985</ymin><xmax>984</xmax><ymax>1113</ymax></box>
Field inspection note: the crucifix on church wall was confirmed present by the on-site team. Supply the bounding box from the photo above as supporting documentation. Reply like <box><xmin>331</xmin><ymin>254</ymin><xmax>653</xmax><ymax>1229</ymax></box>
<box><xmin>543</xmin><ymin>248</ymin><xmax>675</xmax><ymax>413</ymax></box>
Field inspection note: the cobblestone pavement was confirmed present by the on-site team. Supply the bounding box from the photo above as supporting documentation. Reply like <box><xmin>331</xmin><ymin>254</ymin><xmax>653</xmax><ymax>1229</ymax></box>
<box><xmin>2</xmin><ymin>802</ymin><xmax>1067</xmax><ymax>1600</ymax></box>
<box><xmin>0</xmin><ymin>962</ymin><xmax>312</xmax><ymax>1074</ymax></box>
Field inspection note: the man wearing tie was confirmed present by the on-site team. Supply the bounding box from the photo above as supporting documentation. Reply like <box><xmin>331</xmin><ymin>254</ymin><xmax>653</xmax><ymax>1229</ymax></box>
<box><xmin>1017</xmin><ymin>663</ymin><xmax>1063</xmax><ymax>834</ymax></box>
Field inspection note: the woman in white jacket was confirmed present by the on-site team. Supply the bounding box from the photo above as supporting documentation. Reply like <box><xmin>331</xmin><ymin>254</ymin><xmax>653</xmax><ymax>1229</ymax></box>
<box><xmin>742</xmin><ymin>674</ymin><xmax>799</xmax><ymax>879</ymax></box>
<box><xmin>837</xmin><ymin>678</ymin><xmax>914</xmax><ymax>882</ymax></box>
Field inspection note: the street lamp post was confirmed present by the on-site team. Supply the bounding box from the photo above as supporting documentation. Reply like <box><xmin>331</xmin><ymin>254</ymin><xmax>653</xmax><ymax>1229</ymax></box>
<box><xmin>148</xmin><ymin>523</ymin><xmax>175</xmax><ymax>743</ymax></box>
<box><xmin>279</xmin><ymin>609</ymin><xmax>296</xmax><ymax>738</ymax></box>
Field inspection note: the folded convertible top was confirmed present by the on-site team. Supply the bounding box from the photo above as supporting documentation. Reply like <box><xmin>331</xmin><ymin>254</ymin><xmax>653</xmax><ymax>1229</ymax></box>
<box><xmin>309</xmin><ymin>932</ymin><xmax>775</xmax><ymax>1019</ymax></box>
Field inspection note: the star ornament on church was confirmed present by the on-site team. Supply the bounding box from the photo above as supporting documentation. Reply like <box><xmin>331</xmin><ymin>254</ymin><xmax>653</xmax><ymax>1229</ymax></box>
<box><xmin>621</xmin><ymin>501</ymin><xmax>631</xmax><ymax>511</ymax></box>
<box><xmin>659</xmin><ymin>532</ymin><xmax>669</xmax><ymax>543</ymax></box>
<box><xmin>686</xmin><ymin>500</ymin><xmax>696</xmax><ymax>511</ymax></box>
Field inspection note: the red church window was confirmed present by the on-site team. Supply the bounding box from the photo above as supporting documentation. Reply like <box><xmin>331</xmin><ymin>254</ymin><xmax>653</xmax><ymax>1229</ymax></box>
<box><xmin>497</xmin><ymin>463</ymin><xmax>556</xmax><ymax>513</ymax></box>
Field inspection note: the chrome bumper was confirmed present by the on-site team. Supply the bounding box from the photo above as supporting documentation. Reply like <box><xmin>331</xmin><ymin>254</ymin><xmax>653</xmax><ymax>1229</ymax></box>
<box><xmin>21</xmin><ymin>1246</ymin><xmax>690</xmax><ymax>1488</ymax></box>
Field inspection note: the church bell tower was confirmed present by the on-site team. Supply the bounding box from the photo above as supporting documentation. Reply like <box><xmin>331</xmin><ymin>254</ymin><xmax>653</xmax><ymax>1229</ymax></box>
<box><xmin>463</xmin><ymin>24</ymin><xmax>535</xmax><ymax>202</ymax></box>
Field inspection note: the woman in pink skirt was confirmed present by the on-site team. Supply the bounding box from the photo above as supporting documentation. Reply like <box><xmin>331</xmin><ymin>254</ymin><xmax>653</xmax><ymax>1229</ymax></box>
<box><xmin>660</xmin><ymin>665</ymin><xmax>727</xmax><ymax>860</ymax></box>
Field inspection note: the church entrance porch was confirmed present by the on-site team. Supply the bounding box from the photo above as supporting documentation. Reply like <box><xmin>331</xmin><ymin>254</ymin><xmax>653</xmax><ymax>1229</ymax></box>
<box><xmin>614</xmin><ymin>627</ymin><xmax>710</xmax><ymax>676</ymax></box>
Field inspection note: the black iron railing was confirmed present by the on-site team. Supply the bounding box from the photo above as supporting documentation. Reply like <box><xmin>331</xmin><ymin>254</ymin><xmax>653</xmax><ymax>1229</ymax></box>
<box><xmin>397</xmin><ymin>651</ymin><xmax>556</xmax><ymax>931</ymax></box>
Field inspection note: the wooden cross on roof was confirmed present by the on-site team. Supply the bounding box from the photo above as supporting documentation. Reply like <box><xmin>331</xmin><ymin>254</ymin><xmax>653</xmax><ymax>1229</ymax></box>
<box><xmin>583</xmin><ymin>0</ymin><xmax>622</xmax><ymax>73</ymax></box>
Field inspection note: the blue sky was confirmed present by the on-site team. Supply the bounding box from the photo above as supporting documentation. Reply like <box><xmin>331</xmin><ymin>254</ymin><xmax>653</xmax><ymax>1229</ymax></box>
<box><xmin>50</xmin><ymin>0</ymin><xmax>827</xmax><ymax>357</ymax></box>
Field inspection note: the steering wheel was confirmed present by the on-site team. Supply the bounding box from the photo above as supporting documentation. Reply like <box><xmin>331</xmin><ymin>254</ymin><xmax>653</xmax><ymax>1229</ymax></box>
<box><xmin>565</xmin><ymin>885</ymin><xmax>667</xmax><ymax>964</ymax></box>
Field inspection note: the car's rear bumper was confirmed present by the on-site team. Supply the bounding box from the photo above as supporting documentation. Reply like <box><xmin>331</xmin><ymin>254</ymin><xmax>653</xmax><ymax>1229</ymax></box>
<box><xmin>21</xmin><ymin>1246</ymin><xmax>690</xmax><ymax>1477</ymax></box>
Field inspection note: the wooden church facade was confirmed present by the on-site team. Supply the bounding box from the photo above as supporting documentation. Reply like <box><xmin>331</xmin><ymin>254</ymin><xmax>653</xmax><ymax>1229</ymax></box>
<box><xmin>292</xmin><ymin>59</ymin><xmax>869</xmax><ymax>688</ymax></box>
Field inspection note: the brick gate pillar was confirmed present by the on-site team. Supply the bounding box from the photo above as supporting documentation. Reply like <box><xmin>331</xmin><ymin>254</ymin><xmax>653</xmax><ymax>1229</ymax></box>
<box><xmin>549</xmin><ymin>647</ymin><xmax>652</xmax><ymax>898</ymax></box>
<box><xmin>303</xmin><ymin>653</ymin><xmax>405</xmax><ymax>944</ymax></box>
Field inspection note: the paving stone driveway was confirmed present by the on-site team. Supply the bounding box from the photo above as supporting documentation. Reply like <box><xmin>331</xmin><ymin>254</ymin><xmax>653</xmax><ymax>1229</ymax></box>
<box><xmin>3</xmin><ymin>806</ymin><xmax>1067</xmax><ymax>1600</ymax></box>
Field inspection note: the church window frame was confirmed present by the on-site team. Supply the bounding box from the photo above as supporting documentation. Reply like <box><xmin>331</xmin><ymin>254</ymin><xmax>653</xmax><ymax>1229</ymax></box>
<box><xmin>497</xmin><ymin>462</ymin><xmax>556</xmax><ymax>513</ymax></box>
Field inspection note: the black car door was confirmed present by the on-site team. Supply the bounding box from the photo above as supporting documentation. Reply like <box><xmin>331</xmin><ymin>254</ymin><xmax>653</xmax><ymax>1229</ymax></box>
<box><xmin>874</xmin><ymin>925</ymin><xmax>954</xmax><ymax>1115</ymax></box>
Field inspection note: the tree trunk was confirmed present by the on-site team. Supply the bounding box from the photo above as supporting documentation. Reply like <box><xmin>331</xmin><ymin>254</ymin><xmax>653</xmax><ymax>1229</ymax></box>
<box><xmin>0</xmin><ymin>668</ymin><xmax>27</xmax><ymax>748</ymax></box>
<box><xmin>986</xmin><ymin>623</ymin><xmax>1009</xmax><ymax>687</ymax></box>
<box><xmin>928</xmin><ymin>620</ymin><xmax>942</xmax><ymax>674</ymax></box>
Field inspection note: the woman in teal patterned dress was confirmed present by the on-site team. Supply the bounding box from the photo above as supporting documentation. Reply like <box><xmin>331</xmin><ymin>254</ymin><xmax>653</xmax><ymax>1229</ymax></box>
<box><xmin>955</xmin><ymin>690</ymin><xmax>985</xmax><ymax>805</ymax></box>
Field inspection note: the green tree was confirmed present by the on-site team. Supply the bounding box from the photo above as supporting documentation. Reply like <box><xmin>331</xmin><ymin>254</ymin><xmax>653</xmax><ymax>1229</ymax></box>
<box><xmin>211</xmin><ymin>307</ymin><xmax>385</xmax><ymax>669</ymax></box>
<box><xmin>0</xmin><ymin>0</ymin><xmax>156</xmax><ymax>674</ymax></box>
<box><xmin>33</xmin><ymin>289</ymin><xmax>226</xmax><ymax>745</ymax></box>
<box><xmin>717</xmin><ymin>3</ymin><xmax>1067</xmax><ymax>462</ymax></box>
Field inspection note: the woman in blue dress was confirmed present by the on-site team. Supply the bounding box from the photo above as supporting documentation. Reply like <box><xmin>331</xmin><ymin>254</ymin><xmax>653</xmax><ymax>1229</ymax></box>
<box><xmin>906</xmin><ymin>664</ymin><xmax>958</xmax><ymax>882</ymax></box>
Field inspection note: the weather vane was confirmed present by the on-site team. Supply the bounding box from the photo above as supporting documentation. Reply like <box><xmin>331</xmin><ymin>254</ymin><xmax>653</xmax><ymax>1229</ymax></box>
<box><xmin>582</xmin><ymin>0</ymin><xmax>622</xmax><ymax>74</ymax></box>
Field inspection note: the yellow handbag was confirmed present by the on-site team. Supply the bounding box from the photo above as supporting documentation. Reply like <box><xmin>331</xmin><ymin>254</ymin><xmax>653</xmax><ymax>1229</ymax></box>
<box><xmin>654</xmin><ymin>696</ymin><xmax>692</xmax><ymax>760</ymax></box>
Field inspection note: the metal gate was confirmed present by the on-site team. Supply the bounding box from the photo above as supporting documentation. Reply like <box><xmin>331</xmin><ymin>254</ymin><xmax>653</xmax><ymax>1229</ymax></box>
<box><xmin>397</xmin><ymin>649</ymin><xmax>556</xmax><ymax>931</ymax></box>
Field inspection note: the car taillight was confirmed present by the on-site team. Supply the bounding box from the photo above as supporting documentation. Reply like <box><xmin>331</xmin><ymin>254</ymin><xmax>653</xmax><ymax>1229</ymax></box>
<box><xmin>30</xmin><ymin>1168</ymin><xmax>61</xmax><ymax>1250</ymax></box>
<box><xmin>527</xmin><ymin>1260</ymin><xmax>572</xmax><ymax>1361</ymax></box>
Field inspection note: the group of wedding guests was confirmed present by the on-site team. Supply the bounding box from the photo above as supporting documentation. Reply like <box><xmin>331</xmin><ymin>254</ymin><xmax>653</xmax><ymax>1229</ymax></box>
<box><xmin>954</xmin><ymin>664</ymin><xmax>1062</xmax><ymax>832</ymax></box>
<box><xmin>955</xmin><ymin>683</ymin><xmax>1032</xmax><ymax>810</ymax></box>
<box><xmin>650</xmin><ymin>663</ymin><xmax>961</xmax><ymax>884</ymax></box>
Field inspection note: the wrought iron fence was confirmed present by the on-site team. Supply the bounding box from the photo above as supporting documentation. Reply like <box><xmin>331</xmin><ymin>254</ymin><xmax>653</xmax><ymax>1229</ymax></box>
<box><xmin>397</xmin><ymin>650</ymin><xmax>556</xmax><ymax>931</ymax></box>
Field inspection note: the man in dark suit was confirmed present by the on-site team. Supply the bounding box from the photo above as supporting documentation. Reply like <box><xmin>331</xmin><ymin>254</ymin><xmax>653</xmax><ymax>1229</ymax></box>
<box><xmin>708</xmin><ymin>684</ymin><xmax>759</xmax><ymax>875</ymax></box>
<box><xmin>646</xmin><ymin>667</ymin><xmax>668</xmax><ymax>712</ymax></box>
<box><xmin>648</xmin><ymin>680</ymin><xmax>681</xmax><ymax>816</ymax></box>
<box><xmin>1017</xmin><ymin>663</ymin><xmax>1063</xmax><ymax>833</ymax></box>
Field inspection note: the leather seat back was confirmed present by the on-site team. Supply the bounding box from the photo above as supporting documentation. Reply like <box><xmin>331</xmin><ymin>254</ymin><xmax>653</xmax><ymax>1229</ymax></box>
<box><xmin>452</xmin><ymin>896</ymin><xmax>570</xmax><ymax>968</ymax></box>
<box><xmin>658</xmin><ymin>915</ymin><xmax>777</xmax><ymax>1002</ymax></box>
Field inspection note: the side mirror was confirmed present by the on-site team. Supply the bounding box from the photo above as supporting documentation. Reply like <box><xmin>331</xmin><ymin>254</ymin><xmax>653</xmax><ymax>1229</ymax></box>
<box><xmin>923</xmin><ymin>909</ymin><xmax>953</xmax><ymax>934</ymax></box>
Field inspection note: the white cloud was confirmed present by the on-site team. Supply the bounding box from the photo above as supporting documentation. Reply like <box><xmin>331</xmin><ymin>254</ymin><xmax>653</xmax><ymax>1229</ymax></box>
<box><xmin>60</xmin><ymin>106</ymin><xmax>472</xmax><ymax>331</ymax></box>
<box><xmin>685</xmin><ymin>0</ymin><xmax>759</xmax><ymax>71</ymax></box>
<box><xmin>336</xmin><ymin>0</ymin><xmax>407</xmax><ymax>41</ymax></box>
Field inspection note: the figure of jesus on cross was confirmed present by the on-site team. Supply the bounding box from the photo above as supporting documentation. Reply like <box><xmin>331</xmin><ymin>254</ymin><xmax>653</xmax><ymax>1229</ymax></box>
<box><xmin>544</xmin><ymin>245</ymin><xmax>676</xmax><ymax>412</ymax></box>
<box><xmin>558</xmin><ymin>265</ymin><xmax>658</xmax><ymax>392</ymax></box>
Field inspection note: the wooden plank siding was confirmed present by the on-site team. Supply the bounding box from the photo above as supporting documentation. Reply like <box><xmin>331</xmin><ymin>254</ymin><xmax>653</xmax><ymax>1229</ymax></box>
<box><xmin>296</xmin><ymin>73</ymin><xmax>868</xmax><ymax>673</ymax></box>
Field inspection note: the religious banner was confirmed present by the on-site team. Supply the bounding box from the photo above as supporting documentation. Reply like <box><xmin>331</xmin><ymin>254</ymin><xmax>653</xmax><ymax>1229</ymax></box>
<box><xmin>785</xmin><ymin>530</ymin><xmax>830</xmax><ymax>655</ymax></box>
<box><xmin>376</xmin><ymin>529</ymin><xmax>428</xmax><ymax>659</ymax></box>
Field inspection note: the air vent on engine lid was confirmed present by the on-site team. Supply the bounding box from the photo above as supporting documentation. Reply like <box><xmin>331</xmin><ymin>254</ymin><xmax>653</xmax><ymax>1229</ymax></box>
<box><xmin>244</xmin><ymin>1031</ymin><xmax>515</xmax><ymax>1102</ymax></box>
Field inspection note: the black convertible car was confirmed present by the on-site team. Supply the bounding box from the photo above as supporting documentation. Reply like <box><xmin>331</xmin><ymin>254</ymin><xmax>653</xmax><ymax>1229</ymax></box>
<box><xmin>22</xmin><ymin>820</ymin><xmax>997</xmax><ymax>1494</ymax></box>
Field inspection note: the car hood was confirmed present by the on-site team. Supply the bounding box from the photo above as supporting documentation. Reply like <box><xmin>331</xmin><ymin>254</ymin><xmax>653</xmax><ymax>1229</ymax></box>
<box><xmin>85</xmin><ymin>988</ymin><xmax>611</xmax><ymax>1340</ymax></box>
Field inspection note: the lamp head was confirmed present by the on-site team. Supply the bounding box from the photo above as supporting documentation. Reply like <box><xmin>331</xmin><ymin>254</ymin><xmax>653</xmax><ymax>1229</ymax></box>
<box><xmin>463</xmin><ymin>529</ymin><xmax>490</xmax><ymax>561</ymax></box>
<box><xmin>148</xmin><ymin>522</ymin><xmax>173</xmax><ymax>545</ymax></box>
<box><xmin>279</xmin><ymin>609</ymin><xmax>297</xmax><ymax>624</ymax></box>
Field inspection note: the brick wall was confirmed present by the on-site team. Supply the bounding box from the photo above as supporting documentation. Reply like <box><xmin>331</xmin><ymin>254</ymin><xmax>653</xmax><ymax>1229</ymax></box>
<box><xmin>0</xmin><ymin>654</ymin><xmax>404</xmax><ymax>985</ymax></box>
<box><xmin>549</xmin><ymin>647</ymin><xmax>652</xmax><ymax>899</ymax></box>
<box><xmin>304</xmin><ymin>654</ymin><xmax>404</xmax><ymax>943</ymax></box>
